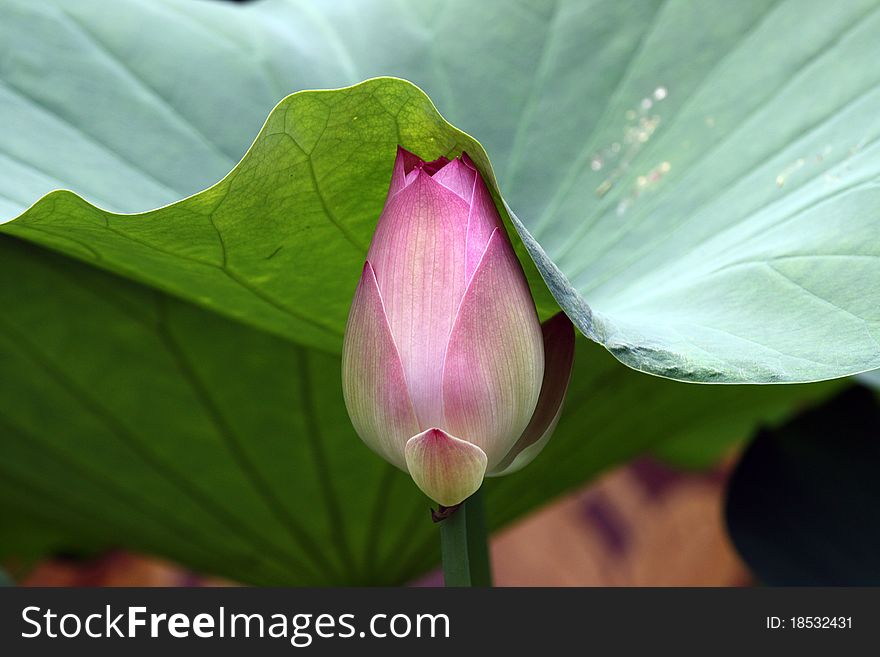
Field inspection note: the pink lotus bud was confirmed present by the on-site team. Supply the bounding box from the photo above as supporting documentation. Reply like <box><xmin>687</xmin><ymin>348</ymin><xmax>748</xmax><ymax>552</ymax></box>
<box><xmin>342</xmin><ymin>148</ymin><xmax>575</xmax><ymax>507</ymax></box>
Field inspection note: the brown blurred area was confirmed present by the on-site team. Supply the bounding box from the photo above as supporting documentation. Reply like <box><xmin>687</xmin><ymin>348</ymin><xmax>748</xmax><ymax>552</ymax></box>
<box><xmin>9</xmin><ymin>457</ymin><xmax>750</xmax><ymax>587</ymax></box>
<box><xmin>14</xmin><ymin>553</ymin><xmax>234</xmax><ymax>588</ymax></box>
<box><xmin>491</xmin><ymin>457</ymin><xmax>749</xmax><ymax>586</ymax></box>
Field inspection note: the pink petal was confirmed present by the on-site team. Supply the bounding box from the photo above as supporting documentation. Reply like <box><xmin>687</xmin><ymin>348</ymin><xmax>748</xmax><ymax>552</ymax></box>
<box><xmin>404</xmin><ymin>168</ymin><xmax>420</xmax><ymax>187</ymax></box>
<box><xmin>342</xmin><ymin>262</ymin><xmax>420</xmax><ymax>469</ymax></box>
<box><xmin>388</xmin><ymin>147</ymin><xmax>421</xmax><ymax>197</ymax></box>
<box><xmin>367</xmin><ymin>171</ymin><xmax>471</xmax><ymax>428</ymax></box>
<box><xmin>459</xmin><ymin>151</ymin><xmax>478</xmax><ymax>169</ymax></box>
<box><xmin>421</xmin><ymin>155</ymin><xmax>450</xmax><ymax>175</ymax></box>
<box><xmin>464</xmin><ymin>167</ymin><xmax>504</xmax><ymax>282</ymax></box>
<box><xmin>441</xmin><ymin>227</ymin><xmax>545</xmax><ymax>467</ymax></box>
<box><xmin>489</xmin><ymin>312</ymin><xmax>575</xmax><ymax>476</ymax></box>
<box><xmin>389</xmin><ymin>148</ymin><xmax>451</xmax><ymax>196</ymax></box>
<box><xmin>405</xmin><ymin>428</ymin><xmax>488</xmax><ymax>506</ymax></box>
<box><xmin>432</xmin><ymin>158</ymin><xmax>477</xmax><ymax>203</ymax></box>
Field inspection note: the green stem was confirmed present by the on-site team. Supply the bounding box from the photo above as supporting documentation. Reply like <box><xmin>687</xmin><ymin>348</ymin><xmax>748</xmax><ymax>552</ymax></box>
<box><xmin>439</xmin><ymin>487</ymin><xmax>493</xmax><ymax>587</ymax></box>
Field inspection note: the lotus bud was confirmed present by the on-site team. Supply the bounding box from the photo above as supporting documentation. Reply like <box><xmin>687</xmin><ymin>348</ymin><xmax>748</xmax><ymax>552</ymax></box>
<box><xmin>342</xmin><ymin>147</ymin><xmax>575</xmax><ymax>507</ymax></box>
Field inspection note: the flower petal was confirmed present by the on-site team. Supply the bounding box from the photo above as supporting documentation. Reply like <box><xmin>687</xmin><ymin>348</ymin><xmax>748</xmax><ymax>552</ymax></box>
<box><xmin>432</xmin><ymin>157</ymin><xmax>477</xmax><ymax>202</ymax></box>
<box><xmin>489</xmin><ymin>312</ymin><xmax>575</xmax><ymax>476</ymax></box>
<box><xmin>464</xmin><ymin>166</ymin><xmax>504</xmax><ymax>282</ymax></box>
<box><xmin>388</xmin><ymin>146</ymin><xmax>421</xmax><ymax>197</ymax></box>
<box><xmin>367</xmin><ymin>170</ymin><xmax>471</xmax><ymax>428</ymax></box>
<box><xmin>405</xmin><ymin>428</ymin><xmax>487</xmax><ymax>506</ymax></box>
<box><xmin>342</xmin><ymin>261</ymin><xmax>420</xmax><ymax>469</ymax></box>
<box><xmin>422</xmin><ymin>155</ymin><xmax>451</xmax><ymax>176</ymax></box>
<box><xmin>442</xmin><ymin>228</ymin><xmax>544</xmax><ymax>467</ymax></box>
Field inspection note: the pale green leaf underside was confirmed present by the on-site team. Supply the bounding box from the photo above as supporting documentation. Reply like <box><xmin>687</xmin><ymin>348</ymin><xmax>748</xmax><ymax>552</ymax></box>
<box><xmin>2</xmin><ymin>0</ymin><xmax>879</xmax><ymax>381</ymax></box>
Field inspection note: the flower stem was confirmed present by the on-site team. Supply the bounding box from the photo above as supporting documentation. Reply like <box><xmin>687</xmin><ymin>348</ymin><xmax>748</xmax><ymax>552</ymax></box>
<box><xmin>439</xmin><ymin>487</ymin><xmax>493</xmax><ymax>587</ymax></box>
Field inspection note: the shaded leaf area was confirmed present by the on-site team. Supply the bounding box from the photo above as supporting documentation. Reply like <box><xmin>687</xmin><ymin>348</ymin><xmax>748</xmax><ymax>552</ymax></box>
<box><xmin>0</xmin><ymin>237</ymin><xmax>421</xmax><ymax>585</ymax></box>
<box><xmin>2</xmin><ymin>0</ymin><xmax>879</xmax><ymax>381</ymax></box>
<box><xmin>0</xmin><ymin>235</ymin><xmax>840</xmax><ymax>584</ymax></box>
<box><xmin>488</xmin><ymin>359</ymin><xmax>841</xmax><ymax>520</ymax></box>
<box><xmin>725</xmin><ymin>386</ymin><xmax>880</xmax><ymax>585</ymax></box>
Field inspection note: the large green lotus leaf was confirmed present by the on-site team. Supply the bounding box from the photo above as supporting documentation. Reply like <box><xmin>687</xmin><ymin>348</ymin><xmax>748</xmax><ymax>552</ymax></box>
<box><xmin>0</xmin><ymin>235</ymin><xmax>839</xmax><ymax>584</ymax></box>
<box><xmin>1</xmin><ymin>0</ymin><xmax>878</xmax><ymax>380</ymax></box>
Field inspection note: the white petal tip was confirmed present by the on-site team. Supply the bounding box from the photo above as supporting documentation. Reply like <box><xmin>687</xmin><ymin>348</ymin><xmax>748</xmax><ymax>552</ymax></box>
<box><xmin>404</xmin><ymin>428</ymin><xmax>487</xmax><ymax>506</ymax></box>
